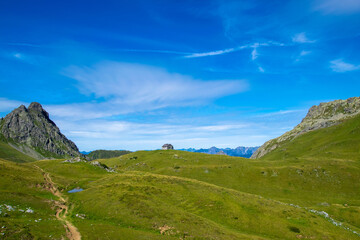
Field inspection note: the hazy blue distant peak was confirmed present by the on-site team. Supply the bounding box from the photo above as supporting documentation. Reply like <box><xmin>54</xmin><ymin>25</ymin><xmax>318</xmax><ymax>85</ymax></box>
<box><xmin>179</xmin><ymin>146</ymin><xmax>259</xmax><ymax>158</ymax></box>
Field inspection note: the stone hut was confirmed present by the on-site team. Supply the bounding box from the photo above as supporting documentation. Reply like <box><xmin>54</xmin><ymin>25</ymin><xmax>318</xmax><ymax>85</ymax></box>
<box><xmin>162</xmin><ymin>144</ymin><xmax>174</xmax><ymax>150</ymax></box>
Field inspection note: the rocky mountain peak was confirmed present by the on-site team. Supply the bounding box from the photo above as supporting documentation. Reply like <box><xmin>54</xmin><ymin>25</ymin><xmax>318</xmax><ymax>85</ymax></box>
<box><xmin>301</xmin><ymin>97</ymin><xmax>360</xmax><ymax>123</ymax></box>
<box><xmin>17</xmin><ymin>104</ymin><xmax>27</xmax><ymax>111</ymax></box>
<box><xmin>9</xmin><ymin>105</ymin><xmax>28</xmax><ymax>117</ymax></box>
<box><xmin>28</xmin><ymin>102</ymin><xmax>43</xmax><ymax>110</ymax></box>
<box><xmin>28</xmin><ymin>102</ymin><xmax>47</xmax><ymax>115</ymax></box>
<box><xmin>0</xmin><ymin>102</ymin><xmax>81</xmax><ymax>159</ymax></box>
<box><xmin>27</xmin><ymin>102</ymin><xmax>54</xmax><ymax>125</ymax></box>
<box><xmin>251</xmin><ymin>96</ymin><xmax>360</xmax><ymax>159</ymax></box>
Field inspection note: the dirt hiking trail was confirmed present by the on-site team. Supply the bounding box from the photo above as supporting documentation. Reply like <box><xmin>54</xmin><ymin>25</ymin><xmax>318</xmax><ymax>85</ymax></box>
<box><xmin>35</xmin><ymin>165</ymin><xmax>81</xmax><ymax>240</ymax></box>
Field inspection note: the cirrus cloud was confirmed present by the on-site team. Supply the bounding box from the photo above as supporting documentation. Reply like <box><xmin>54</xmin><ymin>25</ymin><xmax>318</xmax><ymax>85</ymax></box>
<box><xmin>314</xmin><ymin>0</ymin><xmax>360</xmax><ymax>14</ymax></box>
<box><xmin>51</xmin><ymin>62</ymin><xmax>248</xmax><ymax>120</ymax></box>
<box><xmin>292</xmin><ymin>32</ymin><xmax>316</xmax><ymax>43</ymax></box>
<box><xmin>0</xmin><ymin>98</ymin><xmax>27</xmax><ymax>112</ymax></box>
<box><xmin>330</xmin><ymin>59</ymin><xmax>360</xmax><ymax>72</ymax></box>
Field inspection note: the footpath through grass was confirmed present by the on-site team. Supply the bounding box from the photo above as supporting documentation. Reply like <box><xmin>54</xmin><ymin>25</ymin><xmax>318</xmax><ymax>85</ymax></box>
<box><xmin>0</xmin><ymin>158</ymin><xmax>64</xmax><ymax>239</ymax></box>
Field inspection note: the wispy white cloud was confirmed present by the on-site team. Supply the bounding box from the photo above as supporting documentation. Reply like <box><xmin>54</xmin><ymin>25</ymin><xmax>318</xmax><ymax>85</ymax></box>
<box><xmin>251</xmin><ymin>46</ymin><xmax>259</xmax><ymax>61</ymax></box>
<box><xmin>184</xmin><ymin>41</ymin><xmax>284</xmax><ymax>59</ymax></box>
<box><xmin>49</xmin><ymin>62</ymin><xmax>248</xmax><ymax>120</ymax></box>
<box><xmin>1</xmin><ymin>42</ymin><xmax>192</xmax><ymax>56</ymax></box>
<box><xmin>184</xmin><ymin>47</ymin><xmax>239</xmax><ymax>58</ymax></box>
<box><xmin>246</xmin><ymin>42</ymin><xmax>265</xmax><ymax>73</ymax></box>
<box><xmin>1</xmin><ymin>42</ymin><xmax>43</xmax><ymax>48</ymax></box>
<box><xmin>53</xmin><ymin>107</ymin><xmax>305</xmax><ymax>151</ymax></box>
<box><xmin>55</xmin><ymin>118</ymin><xmax>276</xmax><ymax>151</ymax></box>
<box><xmin>300</xmin><ymin>50</ymin><xmax>311</xmax><ymax>57</ymax></box>
<box><xmin>7</xmin><ymin>51</ymin><xmax>42</xmax><ymax>65</ymax></box>
<box><xmin>45</xmin><ymin>102</ymin><xmax>115</xmax><ymax>120</ymax></box>
<box><xmin>258</xmin><ymin>109</ymin><xmax>306</xmax><ymax>117</ymax></box>
<box><xmin>314</xmin><ymin>0</ymin><xmax>360</xmax><ymax>14</ymax></box>
<box><xmin>0</xmin><ymin>98</ymin><xmax>27</xmax><ymax>112</ymax></box>
<box><xmin>69</xmin><ymin>62</ymin><xmax>248</xmax><ymax>105</ymax></box>
<box><xmin>292</xmin><ymin>32</ymin><xmax>316</xmax><ymax>43</ymax></box>
<box><xmin>13</xmin><ymin>53</ymin><xmax>23</xmax><ymax>59</ymax></box>
<box><xmin>111</xmin><ymin>48</ymin><xmax>192</xmax><ymax>55</ymax></box>
<box><xmin>216</xmin><ymin>1</ymin><xmax>260</xmax><ymax>41</ymax></box>
<box><xmin>196</xmin><ymin>124</ymin><xmax>248</xmax><ymax>131</ymax></box>
<box><xmin>295</xmin><ymin>50</ymin><xmax>312</xmax><ymax>62</ymax></box>
<box><xmin>330</xmin><ymin>59</ymin><xmax>360</xmax><ymax>72</ymax></box>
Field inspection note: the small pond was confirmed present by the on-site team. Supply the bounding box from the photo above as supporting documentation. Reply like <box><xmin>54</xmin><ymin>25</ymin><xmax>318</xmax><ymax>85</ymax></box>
<box><xmin>68</xmin><ymin>188</ymin><xmax>84</xmax><ymax>193</ymax></box>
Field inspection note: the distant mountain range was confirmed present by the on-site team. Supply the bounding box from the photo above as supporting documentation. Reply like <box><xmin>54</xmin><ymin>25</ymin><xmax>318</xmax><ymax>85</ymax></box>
<box><xmin>80</xmin><ymin>151</ymin><xmax>92</xmax><ymax>155</ymax></box>
<box><xmin>179</xmin><ymin>146</ymin><xmax>259</xmax><ymax>158</ymax></box>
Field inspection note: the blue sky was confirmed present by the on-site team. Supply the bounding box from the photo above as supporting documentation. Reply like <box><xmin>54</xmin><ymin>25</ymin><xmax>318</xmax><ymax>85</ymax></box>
<box><xmin>1</xmin><ymin>0</ymin><xmax>360</xmax><ymax>151</ymax></box>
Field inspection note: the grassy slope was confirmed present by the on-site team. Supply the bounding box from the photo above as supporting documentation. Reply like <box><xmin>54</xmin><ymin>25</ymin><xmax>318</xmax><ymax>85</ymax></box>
<box><xmin>0</xmin><ymin>140</ymin><xmax>36</xmax><ymax>163</ymax></box>
<box><xmin>33</xmin><ymin>160</ymin><xmax>176</xmax><ymax>239</ymax></box>
<box><xmin>100</xmin><ymin>150</ymin><xmax>360</xmax><ymax>204</ymax></box>
<box><xmin>0</xmin><ymin>151</ymin><xmax>358</xmax><ymax>239</ymax></box>
<box><xmin>98</xmin><ymin>115</ymin><xmax>360</xmax><ymax>234</ymax></box>
<box><xmin>0</xmin><ymin>158</ymin><xmax>64</xmax><ymax>239</ymax></box>
<box><xmin>87</xmin><ymin>149</ymin><xmax>131</xmax><ymax>160</ymax></box>
<box><xmin>33</xmin><ymin>160</ymin><xmax>357</xmax><ymax>239</ymax></box>
<box><xmin>261</xmin><ymin>113</ymin><xmax>360</xmax><ymax>161</ymax></box>
<box><xmin>0</xmin><ymin>138</ymin><xmax>71</xmax><ymax>162</ymax></box>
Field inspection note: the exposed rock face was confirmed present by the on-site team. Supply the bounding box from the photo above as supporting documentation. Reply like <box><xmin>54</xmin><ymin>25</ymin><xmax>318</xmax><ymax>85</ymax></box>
<box><xmin>251</xmin><ymin>97</ymin><xmax>360</xmax><ymax>159</ymax></box>
<box><xmin>0</xmin><ymin>102</ymin><xmax>81</xmax><ymax>159</ymax></box>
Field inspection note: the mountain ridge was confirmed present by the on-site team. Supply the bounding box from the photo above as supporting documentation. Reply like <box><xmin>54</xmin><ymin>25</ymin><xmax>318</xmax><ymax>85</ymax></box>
<box><xmin>0</xmin><ymin>102</ymin><xmax>81</xmax><ymax>159</ymax></box>
<box><xmin>86</xmin><ymin>149</ymin><xmax>131</xmax><ymax>160</ymax></box>
<box><xmin>251</xmin><ymin>96</ymin><xmax>360</xmax><ymax>158</ymax></box>
<box><xmin>179</xmin><ymin>146</ymin><xmax>259</xmax><ymax>158</ymax></box>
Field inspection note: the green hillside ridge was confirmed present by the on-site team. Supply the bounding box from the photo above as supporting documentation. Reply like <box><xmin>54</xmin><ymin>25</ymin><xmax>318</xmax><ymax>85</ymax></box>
<box><xmin>261</xmin><ymin>113</ymin><xmax>360</xmax><ymax>161</ymax></box>
<box><xmin>0</xmin><ymin>140</ymin><xmax>36</xmax><ymax>163</ymax></box>
<box><xmin>99</xmin><ymin>150</ymin><xmax>360</xmax><ymax>204</ymax></box>
<box><xmin>99</xmin><ymin>149</ymin><xmax>360</xmax><ymax>230</ymax></box>
<box><xmin>87</xmin><ymin>149</ymin><xmax>131</xmax><ymax>160</ymax></box>
<box><xmin>252</xmin><ymin>97</ymin><xmax>360</xmax><ymax>158</ymax></box>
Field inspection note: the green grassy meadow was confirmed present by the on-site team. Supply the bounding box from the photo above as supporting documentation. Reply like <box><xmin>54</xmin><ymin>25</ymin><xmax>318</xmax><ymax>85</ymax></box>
<box><xmin>261</xmin><ymin>114</ymin><xmax>360</xmax><ymax>161</ymax></box>
<box><xmin>0</xmin><ymin>158</ymin><xmax>64</xmax><ymax>239</ymax></box>
<box><xmin>25</xmin><ymin>159</ymin><xmax>360</xmax><ymax>239</ymax></box>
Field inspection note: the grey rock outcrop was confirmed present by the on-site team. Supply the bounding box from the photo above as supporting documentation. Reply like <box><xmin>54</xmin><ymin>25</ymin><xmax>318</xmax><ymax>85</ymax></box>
<box><xmin>251</xmin><ymin>97</ymin><xmax>360</xmax><ymax>159</ymax></box>
<box><xmin>0</xmin><ymin>102</ymin><xmax>81</xmax><ymax>159</ymax></box>
<box><xmin>63</xmin><ymin>157</ymin><xmax>86</xmax><ymax>163</ymax></box>
<box><xmin>90</xmin><ymin>161</ymin><xmax>116</xmax><ymax>172</ymax></box>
